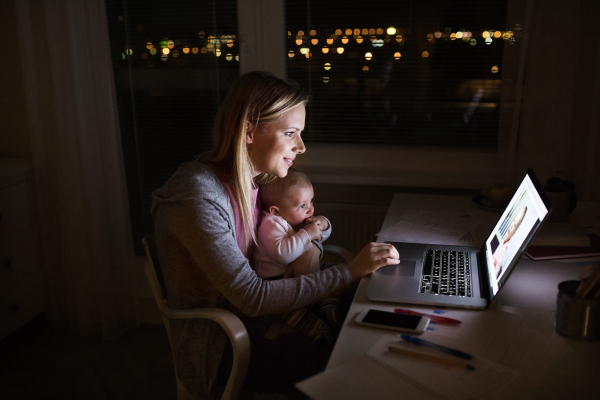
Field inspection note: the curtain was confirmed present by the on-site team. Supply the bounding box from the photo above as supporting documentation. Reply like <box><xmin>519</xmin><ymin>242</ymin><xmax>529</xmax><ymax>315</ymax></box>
<box><xmin>15</xmin><ymin>0</ymin><xmax>140</xmax><ymax>339</ymax></box>
<box><xmin>104</xmin><ymin>0</ymin><xmax>239</xmax><ymax>255</ymax></box>
<box><xmin>515</xmin><ymin>0</ymin><xmax>600</xmax><ymax>201</ymax></box>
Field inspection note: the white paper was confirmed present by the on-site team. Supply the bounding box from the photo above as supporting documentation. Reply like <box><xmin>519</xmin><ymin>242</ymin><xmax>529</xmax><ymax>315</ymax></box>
<box><xmin>296</xmin><ymin>354</ymin><xmax>436</xmax><ymax>400</ymax></box>
<box><xmin>376</xmin><ymin>209</ymin><xmax>486</xmax><ymax>247</ymax></box>
<box><xmin>410</xmin><ymin>307</ymin><xmax>573</xmax><ymax>400</ymax></box>
<box><xmin>367</xmin><ymin>334</ymin><xmax>521</xmax><ymax>400</ymax></box>
<box><xmin>298</xmin><ymin>314</ymin><xmax>575</xmax><ymax>400</ymax></box>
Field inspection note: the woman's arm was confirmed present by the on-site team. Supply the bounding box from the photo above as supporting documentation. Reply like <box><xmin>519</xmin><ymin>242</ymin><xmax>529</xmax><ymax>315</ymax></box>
<box><xmin>155</xmin><ymin>198</ymin><xmax>353</xmax><ymax>318</ymax></box>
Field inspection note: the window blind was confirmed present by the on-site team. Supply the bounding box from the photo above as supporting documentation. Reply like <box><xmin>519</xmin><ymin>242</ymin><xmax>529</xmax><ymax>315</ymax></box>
<box><xmin>286</xmin><ymin>0</ymin><xmax>514</xmax><ymax>147</ymax></box>
<box><xmin>105</xmin><ymin>0</ymin><xmax>239</xmax><ymax>254</ymax></box>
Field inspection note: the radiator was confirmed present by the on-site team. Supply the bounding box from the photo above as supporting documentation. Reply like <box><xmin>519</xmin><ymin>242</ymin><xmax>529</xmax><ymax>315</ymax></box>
<box><xmin>314</xmin><ymin>201</ymin><xmax>389</xmax><ymax>261</ymax></box>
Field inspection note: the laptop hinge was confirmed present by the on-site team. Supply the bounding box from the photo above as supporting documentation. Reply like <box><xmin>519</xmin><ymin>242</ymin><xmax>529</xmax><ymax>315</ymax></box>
<box><xmin>477</xmin><ymin>246</ymin><xmax>491</xmax><ymax>307</ymax></box>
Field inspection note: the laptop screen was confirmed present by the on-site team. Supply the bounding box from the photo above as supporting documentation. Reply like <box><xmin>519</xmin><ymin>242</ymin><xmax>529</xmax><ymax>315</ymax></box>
<box><xmin>484</xmin><ymin>171</ymin><xmax>550</xmax><ymax>298</ymax></box>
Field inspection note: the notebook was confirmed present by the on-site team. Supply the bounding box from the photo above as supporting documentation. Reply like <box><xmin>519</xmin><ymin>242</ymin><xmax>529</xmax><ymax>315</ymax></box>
<box><xmin>366</xmin><ymin>168</ymin><xmax>552</xmax><ymax>309</ymax></box>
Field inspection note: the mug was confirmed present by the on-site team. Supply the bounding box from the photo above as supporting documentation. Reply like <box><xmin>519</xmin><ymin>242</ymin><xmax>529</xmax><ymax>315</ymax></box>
<box><xmin>544</xmin><ymin>185</ymin><xmax>571</xmax><ymax>222</ymax></box>
<box><xmin>546</xmin><ymin>172</ymin><xmax>577</xmax><ymax>215</ymax></box>
<box><xmin>555</xmin><ymin>280</ymin><xmax>600</xmax><ymax>340</ymax></box>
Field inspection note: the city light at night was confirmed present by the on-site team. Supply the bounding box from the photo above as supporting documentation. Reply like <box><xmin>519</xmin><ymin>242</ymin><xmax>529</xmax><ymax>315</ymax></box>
<box><xmin>116</xmin><ymin>11</ymin><xmax>515</xmax><ymax>74</ymax></box>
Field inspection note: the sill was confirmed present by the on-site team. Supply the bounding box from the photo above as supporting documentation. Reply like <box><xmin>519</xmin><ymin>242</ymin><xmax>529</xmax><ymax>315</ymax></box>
<box><xmin>294</xmin><ymin>143</ymin><xmax>505</xmax><ymax>190</ymax></box>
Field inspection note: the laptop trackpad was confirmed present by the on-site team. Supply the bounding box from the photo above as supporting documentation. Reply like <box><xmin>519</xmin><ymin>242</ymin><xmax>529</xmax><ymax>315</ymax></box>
<box><xmin>379</xmin><ymin>260</ymin><xmax>416</xmax><ymax>277</ymax></box>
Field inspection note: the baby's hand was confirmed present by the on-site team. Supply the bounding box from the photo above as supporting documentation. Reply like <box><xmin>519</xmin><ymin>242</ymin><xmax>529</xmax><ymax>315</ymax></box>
<box><xmin>303</xmin><ymin>220</ymin><xmax>323</xmax><ymax>241</ymax></box>
<box><xmin>306</xmin><ymin>216</ymin><xmax>329</xmax><ymax>231</ymax></box>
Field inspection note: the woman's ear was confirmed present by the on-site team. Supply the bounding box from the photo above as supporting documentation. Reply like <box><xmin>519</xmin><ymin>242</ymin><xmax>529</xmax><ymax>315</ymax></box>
<box><xmin>245</xmin><ymin>121</ymin><xmax>255</xmax><ymax>144</ymax></box>
<box><xmin>269</xmin><ymin>205</ymin><xmax>280</xmax><ymax>216</ymax></box>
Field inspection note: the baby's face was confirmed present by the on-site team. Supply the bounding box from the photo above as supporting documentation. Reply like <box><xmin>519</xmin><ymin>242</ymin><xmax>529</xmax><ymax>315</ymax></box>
<box><xmin>506</xmin><ymin>223</ymin><xmax>516</xmax><ymax>239</ymax></box>
<box><xmin>277</xmin><ymin>185</ymin><xmax>315</xmax><ymax>230</ymax></box>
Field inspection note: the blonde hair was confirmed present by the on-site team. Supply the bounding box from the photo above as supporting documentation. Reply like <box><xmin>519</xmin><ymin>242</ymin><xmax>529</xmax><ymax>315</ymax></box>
<box><xmin>202</xmin><ymin>71</ymin><xmax>309</xmax><ymax>250</ymax></box>
<box><xmin>260</xmin><ymin>168</ymin><xmax>312</xmax><ymax>210</ymax></box>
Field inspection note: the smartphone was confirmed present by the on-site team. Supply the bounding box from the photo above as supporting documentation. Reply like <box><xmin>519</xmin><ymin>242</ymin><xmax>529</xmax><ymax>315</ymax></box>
<box><xmin>355</xmin><ymin>309</ymin><xmax>430</xmax><ymax>334</ymax></box>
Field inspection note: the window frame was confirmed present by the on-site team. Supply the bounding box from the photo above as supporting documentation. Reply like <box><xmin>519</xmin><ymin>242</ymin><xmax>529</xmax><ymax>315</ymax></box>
<box><xmin>237</xmin><ymin>0</ymin><xmax>529</xmax><ymax>190</ymax></box>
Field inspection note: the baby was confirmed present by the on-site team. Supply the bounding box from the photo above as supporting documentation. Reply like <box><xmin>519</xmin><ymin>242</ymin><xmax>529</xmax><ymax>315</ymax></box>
<box><xmin>254</xmin><ymin>169</ymin><xmax>342</xmax><ymax>343</ymax></box>
<box><xmin>254</xmin><ymin>168</ymin><xmax>331</xmax><ymax>279</ymax></box>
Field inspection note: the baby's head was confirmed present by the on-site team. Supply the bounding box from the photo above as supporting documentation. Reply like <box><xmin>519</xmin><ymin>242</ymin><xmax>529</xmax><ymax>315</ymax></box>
<box><xmin>260</xmin><ymin>168</ymin><xmax>314</xmax><ymax>230</ymax></box>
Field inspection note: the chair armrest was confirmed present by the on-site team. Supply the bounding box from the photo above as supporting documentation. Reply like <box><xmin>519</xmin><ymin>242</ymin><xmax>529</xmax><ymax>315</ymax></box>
<box><xmin>323</xmin><ymin>244</ymin><xmax>354</xmax><ymax>264</ymax></box>
<box><xmin>158</xmin><ymin>303</ymin><xmax>248</xmax><ymax>341</ymax></box>
<box><xmin>158</xmin><ymin>303</ymin><xmax>250</xmax><ymax>400</ymax></box>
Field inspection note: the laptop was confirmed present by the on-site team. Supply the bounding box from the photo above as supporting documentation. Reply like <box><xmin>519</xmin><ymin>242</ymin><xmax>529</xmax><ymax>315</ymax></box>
<box><xmin>366</xmin><ymin>168</ymin><xmax>552</xmax><ymax>309</ymax></box>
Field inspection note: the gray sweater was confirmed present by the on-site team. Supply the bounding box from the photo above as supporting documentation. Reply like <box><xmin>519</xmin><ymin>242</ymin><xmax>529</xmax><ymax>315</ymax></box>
<box><xmin>151</xmin><ymin>161</ymin><xmax>353</xmax><ymax>397</ymax></box>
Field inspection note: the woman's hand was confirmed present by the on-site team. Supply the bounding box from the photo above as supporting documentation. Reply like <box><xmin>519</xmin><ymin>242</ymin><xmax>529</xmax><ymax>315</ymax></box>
<box><xmin>347</xmin><ymin>242</ymin><xmax>400</xmax><ymax>281</ymax></box>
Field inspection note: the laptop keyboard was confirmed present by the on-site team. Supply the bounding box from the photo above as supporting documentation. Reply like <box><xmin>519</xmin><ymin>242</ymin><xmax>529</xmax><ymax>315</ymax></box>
<box><xmin>419</xmin><ymin>249</ymin><xmax>472</xmax><ymax>297</ymax></box>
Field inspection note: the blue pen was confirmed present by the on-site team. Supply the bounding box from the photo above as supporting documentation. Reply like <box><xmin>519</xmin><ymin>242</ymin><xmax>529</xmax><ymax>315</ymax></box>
<box><xmin>400</xmin><ymin>335</ymin><xmax>473</xmax><ymax>360</ymax></box>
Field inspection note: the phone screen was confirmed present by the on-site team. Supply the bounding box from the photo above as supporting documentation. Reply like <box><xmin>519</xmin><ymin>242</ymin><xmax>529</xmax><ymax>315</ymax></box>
<box><xmin>363</xmin><ymin>310</ymin><xmax>421</xmax><ymax>329</ymax></box>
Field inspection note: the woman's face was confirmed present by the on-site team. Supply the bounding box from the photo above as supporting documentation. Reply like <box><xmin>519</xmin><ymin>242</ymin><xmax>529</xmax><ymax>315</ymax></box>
<box><xmin>246</xmin><ymin>104</ymin><xmax>306</xmax><ymax>178</ymax></box>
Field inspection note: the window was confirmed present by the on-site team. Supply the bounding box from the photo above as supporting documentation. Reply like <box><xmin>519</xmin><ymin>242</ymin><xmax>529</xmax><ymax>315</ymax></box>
<box><xmin>286</xmin><ymin>0</ymin><xmax>511</xmax><ymax>147</ymax></box>
<box><xmin>105</xmin><ymin>0</ymin><xmax>239</xmax><ymax>253</ymax></box>
<box><xmin>283</xmin><ymin>0</ymin><xmax>527</xmax><ymax>188</ymax></box>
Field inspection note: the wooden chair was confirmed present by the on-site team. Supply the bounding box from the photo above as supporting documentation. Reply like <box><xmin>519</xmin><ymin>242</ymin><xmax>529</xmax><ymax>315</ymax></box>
<box><xmin>142</xmin><ymin>234</ymin><xmax>354</xmax><ymax>399</ymax></box>
<box><xmin>142</xmin><ymin>234</ymin><xmax>251</xmax><ymax>400</ymax></box>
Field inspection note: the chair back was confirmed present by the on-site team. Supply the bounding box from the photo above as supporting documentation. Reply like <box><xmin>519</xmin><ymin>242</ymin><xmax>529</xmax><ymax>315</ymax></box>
<box><xmin>142</xmin><ymin>234</ymin><xmax>169</xmax><ymax>302</ymax></box>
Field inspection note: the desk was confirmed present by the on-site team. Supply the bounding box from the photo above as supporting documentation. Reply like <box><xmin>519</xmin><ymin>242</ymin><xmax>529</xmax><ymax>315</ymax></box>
<box><xmin>299</xmin><ymin>194</ymin><xmax>600</xmax><ymax>400</ymax></box>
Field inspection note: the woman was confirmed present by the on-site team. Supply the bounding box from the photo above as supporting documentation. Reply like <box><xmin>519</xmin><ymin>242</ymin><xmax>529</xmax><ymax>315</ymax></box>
<box><xmin>151</xmin><ymin>71</ymin><xmax>399</xmax><ymax>397</ymax></box>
